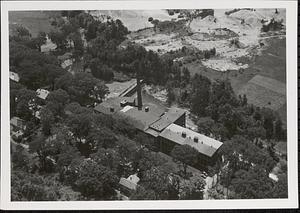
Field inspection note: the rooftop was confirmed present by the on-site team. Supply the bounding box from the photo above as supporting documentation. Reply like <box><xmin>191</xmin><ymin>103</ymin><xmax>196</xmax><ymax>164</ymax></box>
<box><xmin>36</xmin><ymin>89</ymin><xmax>50</xmax><ymax>100</ymax></box>
<box><xmin>119</xmin><ymin>105</ymin><xmax>163</xmax><ymax>131</ymax></box>
<box><xmin>149</xmin><ymin>107</ymin><xmax>186</xmax><ymax>132</ymax></box>
<box><xmin>94</xmin><ymin>96</ymin><xmax>136</xmax><ymax>115</ymax></box>
<box><xmin>119</xmin><ymin>174</ymin><xmax>140</xmax><ymax>191</ymax></box>
<box><xmin>10</xmin><ymin>117</ymin><xmax>26</xmax><ymax>129</ymax></box>
<box><xmin>159</xmin><ymin>123</ymin><xmax>223</xmax><ymax>157</ymax></box>
<box><xmin>9</xmin><ymin>72</ymin><xmax>20</xmax><ymax>82</ymax></box>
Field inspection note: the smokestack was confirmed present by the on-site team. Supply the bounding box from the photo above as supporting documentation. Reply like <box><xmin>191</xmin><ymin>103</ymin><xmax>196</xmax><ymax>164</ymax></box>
<box><xmin>137</xmin><ymin>62</ymin><xmax>143</xmax><ymax>110</ymax></box>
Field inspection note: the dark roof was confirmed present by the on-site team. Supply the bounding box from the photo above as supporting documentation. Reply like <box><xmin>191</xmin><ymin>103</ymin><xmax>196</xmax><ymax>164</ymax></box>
<box><xmin>94</xmin><ymin>96</ymin><xmax>136</xmax><ymax>115</ymax></box>
<box><xmin>149</xmin><ymin>107</ymin><xmax>186</xmax><ymax>132</ymax></box>
<box><xmin>119</xmin><ymin>106</ymin><xmax>162</xmax><ymax>131</ymax></box>
<box><xmin>144</xmin><ymin>127</ymin><xmax>160</xmax><ymax>137</ymax></box>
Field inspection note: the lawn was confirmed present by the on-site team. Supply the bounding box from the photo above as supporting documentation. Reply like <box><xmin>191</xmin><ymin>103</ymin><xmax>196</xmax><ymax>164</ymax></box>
<box><xmin>9</xmin><ymin>11</ymin><xmax>57</xmax><ymax>37</ymax></box>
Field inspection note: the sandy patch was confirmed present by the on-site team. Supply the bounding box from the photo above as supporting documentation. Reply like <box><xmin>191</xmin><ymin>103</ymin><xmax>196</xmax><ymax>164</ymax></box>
<box><xmin>202</xmin><ymin>58</ymin><xmax>248</xmax><ymax>72</ymax></box>
<box><xmin>105</xmin><ymin>79</ymin><xmax>137</xmax><ymax>99</ymax></box>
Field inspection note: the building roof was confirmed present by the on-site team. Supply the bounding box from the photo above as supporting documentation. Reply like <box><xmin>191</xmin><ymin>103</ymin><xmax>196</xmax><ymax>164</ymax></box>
<box><xmin>149</xmin><ymin>107</ymin><xmax>186</xmax><ymax>132</ymax></box>
<box><xmin>144</xmin><ymin>127</ymin><xmax>160</xmax><ymax>137</ymax></box>
<box><xmin>127</xmin><ymin>174</ymin><xmax>140</xmax><ymax>184</ymax></box>
<box><xmin>94</xmin><ymin>96</ymin><xmax>135</xmax><ymax>115</ymax></box>
<box><xmin>9</xmin><ymin>72</ymin><xmax>20</xmax><ymax>82</ymax></box>
<box><xmin>10</xmin><ymin>117</ymin><xmax>26</xmax><ymax>129</ymax></box>
<box><xmin>119</xmin><ymin>106</ymin><xmax>162</xmax><ymax>131</ymax></box>
<box><xmin>159</xmin><ymin>123</ymin><xmax>223</xmax><ymax>157</ymax></box>
<box><xmin>119</xmin><ymin>174</ymin><xmax>140</xmax><ymax>191</ymax></box>
<box><xmin>36</xmin><ymin>89</ymin><xmax>50</xmax><ymax>100</ymax></box>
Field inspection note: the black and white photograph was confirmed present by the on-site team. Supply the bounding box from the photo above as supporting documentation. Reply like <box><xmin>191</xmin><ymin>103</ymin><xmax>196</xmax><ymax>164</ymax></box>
<box><xmin>1</xmin><ymin>0</ymin><xmax>298</xmax><ymax>210</ymax></box>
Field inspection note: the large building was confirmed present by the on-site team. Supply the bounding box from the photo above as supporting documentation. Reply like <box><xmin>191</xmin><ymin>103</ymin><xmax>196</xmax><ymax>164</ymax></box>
<box><xmin>94</xmin><ymin>78</ymin><xmax>223</xmax><ymax>168</ymax></box>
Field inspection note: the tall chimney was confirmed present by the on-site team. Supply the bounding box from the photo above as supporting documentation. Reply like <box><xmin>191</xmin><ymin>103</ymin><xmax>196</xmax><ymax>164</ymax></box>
<box><xmin>137</xmin><ymin>62</ymin><xmax>143</xmax><ymax>110</ymax></box>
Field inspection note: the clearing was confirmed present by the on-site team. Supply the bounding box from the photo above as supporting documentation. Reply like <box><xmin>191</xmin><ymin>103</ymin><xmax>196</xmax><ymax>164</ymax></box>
<box><xmin>9</xmin><ymin>11</ymin><xmax>57</xmax><ymax>37</ymax></box>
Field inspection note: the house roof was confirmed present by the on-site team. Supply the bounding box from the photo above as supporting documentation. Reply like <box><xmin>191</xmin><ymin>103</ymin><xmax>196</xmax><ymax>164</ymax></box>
<box><xmin>119</xmin><ymin>177</ymin><xmax>139</xmax><ymax>191</ymax></box>
<box><xmin>9</xmin><ymin>72</ymin><xmax>20</xmax><ymax>82</ymax></box>
<box><xmin>159</xmin><ymin>124</ymin><xmax>223</xmax><ymax>157</ymax></box>
<box><xmin>36</xmin><ymin>89</ymin><xmax>50</xmax><ymax>100</ymax></box>
<box><xmin>127</xmin><ymin>174</ymin><xmax>140</xmax><ymax>184</ymax></box>
<box><xmin>149</xmin><ymin>107</ymin><xmax>186</xmax><ymax>132</ymax></box>
<box><xmin>10</xmin><ymin>117</ymin><xmax>26</xmax><ymax>129</ymax></box>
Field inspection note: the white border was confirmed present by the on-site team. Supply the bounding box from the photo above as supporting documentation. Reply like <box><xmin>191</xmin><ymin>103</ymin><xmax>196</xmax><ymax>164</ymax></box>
<box><xmin>1</xmin><ymin>0</ymin><xmax>298</xmax><ymax>210</ymax></box>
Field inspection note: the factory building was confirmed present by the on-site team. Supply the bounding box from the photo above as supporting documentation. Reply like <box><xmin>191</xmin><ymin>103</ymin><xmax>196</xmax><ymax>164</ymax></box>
<box><xmin>94</xmin><ymin>78</ymin><xmax>223</xmax><ymax>168</ymax></box>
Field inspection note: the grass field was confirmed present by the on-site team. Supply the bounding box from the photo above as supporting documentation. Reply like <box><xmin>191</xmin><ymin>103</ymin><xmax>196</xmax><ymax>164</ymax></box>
<box><xmin>9</xmin><ymin>11</ymin><xmax>57</xmax><ymax>37</ymax></box>
<box><xmin>185</xmin><ymin>37</ymin><xmax>286</xmax><ymax>123</ymax></box>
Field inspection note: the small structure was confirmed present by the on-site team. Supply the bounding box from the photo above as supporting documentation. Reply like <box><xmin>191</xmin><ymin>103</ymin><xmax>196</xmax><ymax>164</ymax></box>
<box><xmin>36</xmin><ymin>89</ymin><xmax>50</xmax><ymax>100</ymax></box>
<box><xmin>119</xmin><ymin>174</ymin><xmax>140</xmax><ymax>196</ymax></box>
<box><xmin>269</xmin><ymin>173</ymin><xmax>279</xmax><ymax>182</ymax></box>
<box><xmin>10</xmin><ymin>117</ymin><xmax>26</xmax><ymax>131</ymax></box>
<box><xmin>9</xmin><ymin>72</ymin><xmax>20</xmax><ymax>82</ymax></box>
<box><xmin>10</xmin><ymin>117</ymin><xmax>26</xmax><ymax>139</ymax></box>
<box><xmin>41</xmin><ymin>35</ymin><xmax>57</xmax><ymax>53</ymax></box>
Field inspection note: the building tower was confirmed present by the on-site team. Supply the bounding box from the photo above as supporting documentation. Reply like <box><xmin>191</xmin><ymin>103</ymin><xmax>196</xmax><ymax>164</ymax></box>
<box><xmin>137</xmin><ymin>61</ymin><xmax>143</xmax><ymax>110</ymax></box>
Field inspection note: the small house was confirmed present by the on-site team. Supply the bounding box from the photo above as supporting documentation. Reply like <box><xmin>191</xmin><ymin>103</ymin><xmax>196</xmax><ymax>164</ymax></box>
<box><xmin>36</xmin><ymin>89</ymin><xmax>50</xmax><ymax>100</ymax></box>
<box><xmin>9</xmin><ymin>72</ymin><xmax>20</xmax><ymax>82</ymax></box>
<box><xmin>119</xmin><ymin>174</ymin><xmax>140</xmax><ymax>196</ymax></box>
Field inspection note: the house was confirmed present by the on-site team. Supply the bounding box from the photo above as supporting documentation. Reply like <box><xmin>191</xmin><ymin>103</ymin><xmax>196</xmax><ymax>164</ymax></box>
<box><xmin>36</xmin><ymin>89</ymin><xmax>50</xmax><ymax>100</ymax></box>
<box><xmin>10</xmin><ymin>117</ymin><xmax>26</xmax><ymax>139</ymax></box>
<box><xmin>41</xmin><ymin>35</ymin><xmax>57</xmax><ymax>53</ymax></box>
<box><xmin>10</xmin><ymin>117</ymin><xmax>26</xmax><ymax>131</ymax></box>
<box><xmin>9</xmin><ymin>72</ymin><xmax>20</xmax><ymax>82</ymax></box>
<box><xmin>119</xmin><ymin>174</ymin><xmax>140</xmax><ymax>196</ymax></box>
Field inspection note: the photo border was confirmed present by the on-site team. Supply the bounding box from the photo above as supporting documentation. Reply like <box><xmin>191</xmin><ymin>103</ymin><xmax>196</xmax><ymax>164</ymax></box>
<box><xmin>1</xmin><ymin>0</ymin><xmax>298</xmax><ymax>210</ymax></box>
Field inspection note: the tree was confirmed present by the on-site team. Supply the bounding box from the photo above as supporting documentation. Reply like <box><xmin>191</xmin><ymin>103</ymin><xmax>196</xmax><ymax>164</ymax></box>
<box><xmin>190</xmin><ymin>74</ymin><xmax>211</xmax><ymax>116</ymax></box>
<box><xmin>171</xmin><ymin>145</ymin><xmax>199</xmax><ymax>176</ymax></box>
<box><xmin>48</xmin><ymin>30</ymin><xmax>68</xmax><ymax>50</ymax></box>
<box><xmin>11</xmin><ymin>144</ymin><xmax>30</xmax><ymax>172</ymax></box>
<box><xmin>40</xmin><ymin>107</ymin><xmax>55</xmax><ymax>136</ymax></box>
<box><xmin>179</xmin><ymin>175</ymin><xmax>206</xmax><ymax>200</ymax></box>
<box><xmin>130</xmin><ymin>186</ymin><xmax>156</xmax><ymax>200</ymax></box>
<box><xmin>274</xmin><ymin>119</ymin><xmax>284</xmax><ymax>141</ymax></box>
<box><xmin>32</xmin><ymin>31</ymin><xmax>47</xmax><ymax>52</ymax></box>
<box><xmin>10</xmin><ymin>41</ymin><xmax>65</xmax><ymax>90</ymax></box>
<box><xmin>73</xmin><ymin>159</ymin><xmax>118</xmax><ymax>199</ymax></box>
<box><xmin>56</xmin><ymin>72</ymin><xmax>109</xmax><ymax>106</ymax></box>
<box><xmin>141</xmin><ymin>167</ymin><xmax>170</xmax><ymax>200</ymax></box>
<box><xmin>230</xmin><ymin>166</ymin><xmax>275</xmax><ymax>199</ymax></box>
<box><xmin>15</xmin><ymin>88</ymin><xmax>37</xmax><ymax>120</ymax></box>
<box><xmin>46</xmin><ymin>89</ymin><xmax>70</xmax><ymax>116</ymax></box>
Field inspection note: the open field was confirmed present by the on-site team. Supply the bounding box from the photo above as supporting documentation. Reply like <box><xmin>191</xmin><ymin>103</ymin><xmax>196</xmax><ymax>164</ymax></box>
<box><xmin>238</xmin><ymin>75</ymin><xmax>286</xmax><ymax>111</ymax></box>
<box><xmin>9</xmin><ymin>11</ymin><xmax>56</xmax><ymax>37</ymax></box>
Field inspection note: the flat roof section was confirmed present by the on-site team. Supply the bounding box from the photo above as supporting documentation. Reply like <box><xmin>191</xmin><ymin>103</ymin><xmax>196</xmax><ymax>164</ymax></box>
<box><xmin>165</xmin><ymin>124</ymin><xmax>223</xmax><ymax>150</ymax></box>
<box><xmin>94</xmin><ymin>96</ymin><xmax>135</xmax><ymax>114</ymax></box>
<box><xmin>159</xmin><ymin>126</ymin><xmax>219</xmax><ymax>157</ymax></box>
<box><xmin>150</xmin><ymin>107</ymin><xmax>186</xmax><ymax>132</ymax></box>
<box><xmin>119</xmin><ymin>106</ymin><xmax>162</xmax><ymax>131</ymax></box>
